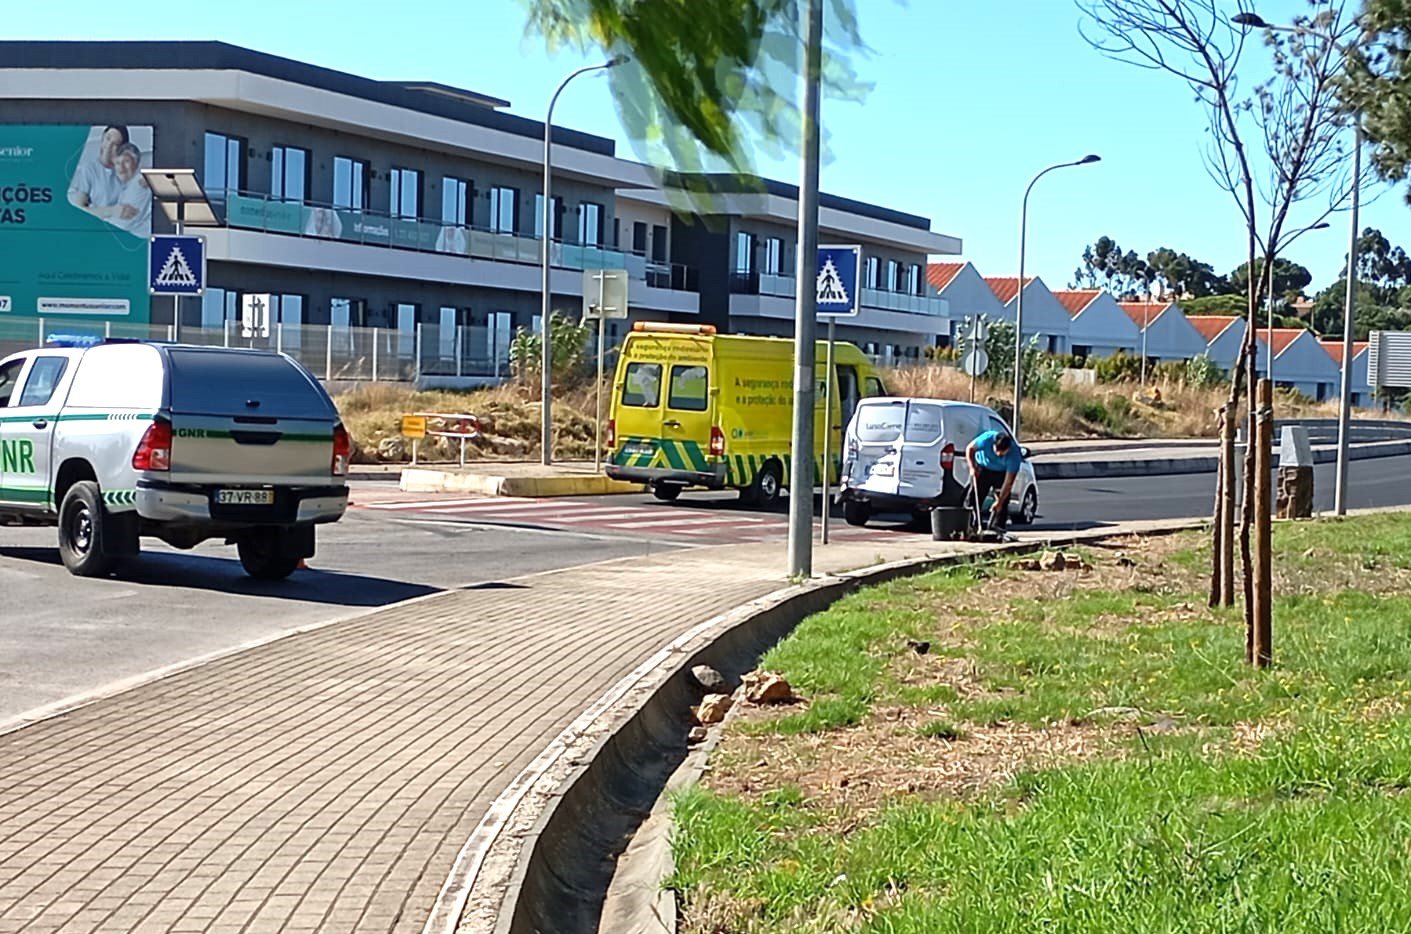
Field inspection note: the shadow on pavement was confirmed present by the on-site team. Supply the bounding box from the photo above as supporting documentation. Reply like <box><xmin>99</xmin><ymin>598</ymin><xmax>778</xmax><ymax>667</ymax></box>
<box><xmin>0</xmin><ymin>545</ymin><xmax>438</xmax><ymax>607</ymax></box>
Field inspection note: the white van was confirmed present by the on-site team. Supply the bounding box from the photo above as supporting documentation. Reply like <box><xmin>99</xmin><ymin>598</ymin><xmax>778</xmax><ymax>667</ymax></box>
<box><xmin>838</xmin><ymin>398</ymin><xmax>1038</xmax><ymax>527</ymax></box>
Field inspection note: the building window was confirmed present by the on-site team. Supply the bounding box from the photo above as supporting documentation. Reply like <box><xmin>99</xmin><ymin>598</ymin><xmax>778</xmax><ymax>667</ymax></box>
<box><xmin>863</xmin><ymin>256</ymin><xmax>880</xmax><ymax>289</ymax></box>
<box><xmin>202</xmin><ymin>132</ymin><xmax>243</xmax><ymax>201</ymax></box>
<box><xmin>886</xmin><ymin>260</ymin><xmax>901</xmax><ymax>292</ymax></box>
<box><xmin>390</xmin><ymin>168</ymin><xmax>421</xmax><ymax>220</ymax></box>
<box><xmin>330</xmin><ymin>297</ymin><xmax>366</xmax><ymax>329</ymax></box>
<box><xmin>533</xmin><ymin>194</ymin><xmax>563</xmax><ymax>240</ymax></box>
<box><xmin>201</xmin><ymin>288</ymin><xmax>239</xmax><ymax>329</ymax></box>
<box><xmin>579</xmin><ymin>202</ymin><xmax>603</xmax><ymax>246</ymax></box>
<box><xmin>632</xmin><ymin>222</ymin><xmax>648</xmax><ymax>255</ymax></box>
<box><xmin>763</xmin><ymin>237</ymin><xmax>784</xmax><ymax>276</ymax></box>
<box><xmin>651</xmin><ymin>224</ymin><xmax>668</xmax><ymax>263</ymax></box>
<box><xmin>907</xmin><ymin>263</ymin><xmax>922</xmax><ymax>296</ymax></box>
<box><xmin>333</xmin><ymin>157</ymin><xmax>369</xmax><ymax>211</ymax></box>
<box><xmin>438</xmin><ymin>306</ymin><xmax>459</xmax><ymax>360</ymax></box>
<box><xmin>271</xmin><ymin>145</ymin><xmax>309</xmax><ymax>202</ymax></box>
<box><xmin>734</xmin><ymin>231</ymin><xmax>755</xmax><ymax>276</ymax></box>
<box><xmin>442</xmin><ymin>176</ymin><xmax>470</xmax><ymax>226</ymax></box>
<box><xmin>489</xmin><ymin>186</ymin><xmax>518</xmax><ymax>234</ymax></box>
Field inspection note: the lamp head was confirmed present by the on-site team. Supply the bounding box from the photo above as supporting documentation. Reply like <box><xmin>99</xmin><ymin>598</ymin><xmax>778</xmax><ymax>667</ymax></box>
<box><xmin>1078</xmin><ymin>154</ymin><xmax>1101</xmax><ymax>165</ymax></box>
<box><xmin>606</xmin><ymin>54</ymin><xmax>631</xmax><ymax>68</ymax></box>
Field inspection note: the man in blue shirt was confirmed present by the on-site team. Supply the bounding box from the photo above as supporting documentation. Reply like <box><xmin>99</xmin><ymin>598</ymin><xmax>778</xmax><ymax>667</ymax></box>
<box><xmin>965</xmin><ymin>429</ymin><xmax>1023</xmax><ymax>529</ymax></box>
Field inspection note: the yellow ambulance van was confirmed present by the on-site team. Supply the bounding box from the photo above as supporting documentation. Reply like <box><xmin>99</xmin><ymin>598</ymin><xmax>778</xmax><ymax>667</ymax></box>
<box><xmin>605</xmin><ymin>323</ymin><xmax>887</xmax><ymax>505</ymax></box>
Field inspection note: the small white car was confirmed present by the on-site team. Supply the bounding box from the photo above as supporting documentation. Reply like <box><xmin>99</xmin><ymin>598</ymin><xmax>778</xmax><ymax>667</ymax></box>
<box><xmin>838</xmin><ymin>397</ymin><xmax>1038</xmax><ymax>527</ymax></box>
<box><xmin>0</xmin><ymin>337</ymin><xmax>350</xmax><ymax>579</ymax></box>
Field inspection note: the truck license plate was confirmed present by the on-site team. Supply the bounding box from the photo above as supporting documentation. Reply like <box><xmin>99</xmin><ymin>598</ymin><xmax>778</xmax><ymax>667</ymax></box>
<box><xmin>216</xmin><ymin>489</ymin><xmax>274</xmax><ymax>506</ymax></box>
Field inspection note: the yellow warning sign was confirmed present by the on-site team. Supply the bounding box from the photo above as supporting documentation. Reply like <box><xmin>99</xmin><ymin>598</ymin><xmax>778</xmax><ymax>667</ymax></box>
<box><xmin>400</xmin><ymin>415</ymin><xmax>428</xmax><ymax>439</ymax></box>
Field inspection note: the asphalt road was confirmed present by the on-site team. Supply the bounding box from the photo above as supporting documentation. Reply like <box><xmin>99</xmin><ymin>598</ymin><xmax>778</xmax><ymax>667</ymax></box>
<box><xmin>3</xmin><ymin>455</ymin><xmax>1407</xmax><ymax>725</ymax></box>
<box><xmin>0</xmin><ymin>492</ymin><xmax>677</xmax><ymax>725</ymax></box>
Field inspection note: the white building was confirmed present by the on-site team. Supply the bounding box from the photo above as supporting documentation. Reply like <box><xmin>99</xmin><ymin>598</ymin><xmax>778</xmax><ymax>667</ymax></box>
<box><xmin>928</xmin><ymin>262</ymin><xmax>1006</xmax><ymax>346</ymax></box>
<box><xmin>1051</xmin><ymin>289</ymin><xmax>1140</xmax><ymax>360</ymax></box>
<box><xmin>1320</xmin><ymin>340</ymin><xmax>1372</xmax><ymax>408</ymax></box>
<box><xmin>982</xmin><ymin>276</ymin><xmax>1071</xmax><ymax>354</ymax></box>
<box><xmin>1119</xmin><ymin>301</ymin><xmax>1212</xmax><ymax>363</ymax></box>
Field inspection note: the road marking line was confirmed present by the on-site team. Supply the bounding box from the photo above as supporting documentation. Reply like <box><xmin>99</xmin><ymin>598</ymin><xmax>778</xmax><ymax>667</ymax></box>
<box><xmin>361</xmin><ymin>498</ymin><xmax>495</xmax><ymax>510</ymax></box>
<box><xmin>606</xmin><ymin>516</ymin><xmax>749</xmax><ymax>530</ymax></box>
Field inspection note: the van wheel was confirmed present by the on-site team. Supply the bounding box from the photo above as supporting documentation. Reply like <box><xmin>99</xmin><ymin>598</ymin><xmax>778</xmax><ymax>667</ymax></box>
<box><xmin>238</xmin><ymin>529</ymin><xmax>302</xmax><ymax>580</ymax></box>
<box><xmin>843</xmin><ymin>500</ymin><xmax>871</xmax><ymax>527</ymax></box>
<box><xmin>58</xmin><ymin>481</ymin><xmax>114</xmax><ymax>578</ymax></box>
<box><xmin>742</xmin><ymin>460</ymin><xmax>783</xmax><ymax>509</ymax></box>
<box><xmin>652</xmin><ymin>484</ymin><xmax>683</xmax><ymax>503</ymax></box>
<box><xmin>1015</xmin><ymin>487</ymin><xmax>1039</xmax><ymax>526</ymax></box>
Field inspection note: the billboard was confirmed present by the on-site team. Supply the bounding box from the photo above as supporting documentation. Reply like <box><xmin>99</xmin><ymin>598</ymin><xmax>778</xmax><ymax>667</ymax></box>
<box><xmin>0</xmin><ymin>125</ymin><xmax>154</xmax><ymax>323</ymax></box>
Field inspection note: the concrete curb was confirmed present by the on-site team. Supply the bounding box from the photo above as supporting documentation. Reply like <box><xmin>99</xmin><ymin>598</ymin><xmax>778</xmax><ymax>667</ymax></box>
<box><xmin>444</xmin><ymin>519</ymin><xmax>1204</xmax><ymax>934</ymax></box>
<box><xmin>399</xmin><ymin>466</ymin><xmax>646</xmax><ymax>497</ymax></box>
<box><xmin>1032</xmin><ymin>439</ymin><xmax>1411</xmax><ymax>480</ymax></box>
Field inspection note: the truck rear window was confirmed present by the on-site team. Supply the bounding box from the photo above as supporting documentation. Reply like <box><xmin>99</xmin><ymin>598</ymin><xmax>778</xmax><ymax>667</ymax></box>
<box><xmin>668</xmin><ymin>365</ymin><xmax>708</xmax><ymax>411</ymax></box>
<box><xmin>621</xmin><ymin>363</ymin><xmax>661</xmax><ymax>408</ymax></box>
<box><xmin>167</xmin><ymin>350</ymin><xmax>331</xmax><ymax>419</ymax></box>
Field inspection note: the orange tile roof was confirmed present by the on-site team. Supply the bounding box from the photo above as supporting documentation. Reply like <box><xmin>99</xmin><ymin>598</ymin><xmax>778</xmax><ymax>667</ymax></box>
<box><xmin>1318</xmin><ymin>339</ymin><xmax>1370</xmax><ymax>362</ymax></box>
<box><xmin>1188</xmin><ymin>315</ymin><xmax>1241</xmax><ymax>342</ymax></box>
<box><xmin>1261</xmin><ymin>328</ymin><xmax>1308</xmax><ymax>357</ymax></box>
<box><xmin>983</xmin><ymin>276</ymin><xmax>1035</xmax><ymax>304</ymax></box>
<box><xmin>926</xmin><ymin>262</ymin><xmax>966</xmax><ymax>291</ymax></box>
<box><xmin>1118</xmin><ymin>302</ymin><xmax>1172</xmax><ymax>327</ymax></box>
<box><xmin>1050</xmin><ymin>289</ymin><xmax>1103</xmax><ymax>317</ymax></box>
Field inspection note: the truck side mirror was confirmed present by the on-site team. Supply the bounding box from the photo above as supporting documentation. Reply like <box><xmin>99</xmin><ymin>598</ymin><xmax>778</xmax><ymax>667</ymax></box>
<box><xmin>1021</xmin><ymin>447</ymin><xmax>1032</xmax><ymax>459</ymax></box>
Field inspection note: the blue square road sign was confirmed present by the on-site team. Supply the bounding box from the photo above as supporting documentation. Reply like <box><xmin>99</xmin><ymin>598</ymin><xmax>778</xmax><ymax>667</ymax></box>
<box><xmin>816</xmin><ymin>244</ymin><xmax>861</xmax><ymax>317</ymax></box>
<box><xmin>149</xmin><ymin>235</ymin><xmax>206</xmax><ymax>296</ymax></box>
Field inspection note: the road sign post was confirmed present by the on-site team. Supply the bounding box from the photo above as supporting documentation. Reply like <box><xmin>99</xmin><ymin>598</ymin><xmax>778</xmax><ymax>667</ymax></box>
<box><xmin>816</xmin><ymin>245</ymin><xmax>861</xmax><ymax>546</ymax></box>
<box><xmin>240</xmin><ymin>293</ymin><xmax>272</xmax><ymax>342</ymax></box>
<box><xmin>583</xmin><ymin>269</ymin><xmax>629</xmax><ymax>473</ymax></box>
<box><xmin>149</xmin><ymin>233</ymin><xmax>206</xmax><ymax>343</ymax></box>
<box><xmin>961</xmin><ymin>316</ymin><xmax>990</xmax><ymax>403</ymax></box>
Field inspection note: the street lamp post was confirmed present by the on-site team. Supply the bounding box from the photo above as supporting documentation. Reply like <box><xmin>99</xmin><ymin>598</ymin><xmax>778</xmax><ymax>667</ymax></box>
<box><xmin>1014</xmin><ymin>155</ymin><xmax>1100</xmax><ymax>440</ymax></box>
<box><xmin>540</xmin><ymin>55</ymin><xmax>628</xmax><ymax>466</ymax></box>
<box><xmin>1234</xmin><ymin>11</ymin><xmax>1360</xmax><ymax>514</ymax></box>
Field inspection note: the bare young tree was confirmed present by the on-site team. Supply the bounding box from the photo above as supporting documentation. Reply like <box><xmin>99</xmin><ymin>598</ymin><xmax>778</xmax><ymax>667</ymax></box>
<box><xmin>1076</xmin><ymin>0</ymin><xmax>1361</xmax><ymax>664</ymax></box>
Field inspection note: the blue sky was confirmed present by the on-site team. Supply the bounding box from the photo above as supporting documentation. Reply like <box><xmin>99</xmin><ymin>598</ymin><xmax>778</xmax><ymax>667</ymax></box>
<box><xmin>9</xmin><ymin>0</ymin><xmax>1407</xmax><ymax>295</ymax></box>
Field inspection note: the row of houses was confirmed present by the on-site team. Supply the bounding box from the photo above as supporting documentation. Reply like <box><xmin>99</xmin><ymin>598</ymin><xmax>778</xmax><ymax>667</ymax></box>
<box><xmin>928</xmin><ymin>263</ymin><xmax>1373</xmax><ymax>407</ymax></box>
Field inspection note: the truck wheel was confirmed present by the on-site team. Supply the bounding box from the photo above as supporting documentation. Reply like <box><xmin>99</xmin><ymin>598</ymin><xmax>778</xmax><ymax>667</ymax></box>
<box><xmin>652</xmin><ymin>483</ymin><xmax>683</xmax><ymax>503</ymax></box>
<box><xmin>58</xmin><ymin>481</ymin><xmax>114</xmax><ymax>578</ymax></box>
<box><xmin>741</xmin><ymin>460</ymin><xmax>782</xmax><ymax>509</ymax></box>
<box><xmin>843</xmin><ymin>500</ymin><xmax>871</xmax><ymax>527</ymax></box>
<box><xmin>238</xmin><ymin>529</ymin><xmax>303</xmax><ymax>581</ymax></box>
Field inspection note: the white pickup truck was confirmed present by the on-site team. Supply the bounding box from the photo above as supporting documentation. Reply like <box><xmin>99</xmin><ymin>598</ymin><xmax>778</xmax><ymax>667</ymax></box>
<box><xmin>0</xmin><ymin>338</ymin><xmax>350</xmax><ymax>579</ymax></box>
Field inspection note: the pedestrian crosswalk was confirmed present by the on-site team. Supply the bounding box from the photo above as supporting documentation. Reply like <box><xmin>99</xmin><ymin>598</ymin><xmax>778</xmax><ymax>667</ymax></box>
<box><xmin>355</xmin><ymin>494</ymin><xmax>913</xmax><ymax>544</ymax></box>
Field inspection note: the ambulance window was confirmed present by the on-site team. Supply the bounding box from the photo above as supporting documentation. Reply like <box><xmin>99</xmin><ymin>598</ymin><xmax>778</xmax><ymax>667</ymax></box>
<box><xmin>621</xmin><ymin>363</ymin><xmax>661</xmax><ymax>407</ymax></box>
<box><xmin>16</xmin><ymin>357</ymin><xmax>68</xmax><ymax>407</ymax></box>
<box><xmin>668</xmin><ymin>365</ymin><xmax>708</xmax><ymax>411</ymax></box>
<box><xmin>0</xmin><ymin>360</ymin><xmax>22</xmax><ymax>407</ymax></box>
<box><xmin>853</xmin><ymin>401</ymin><xmax>905</xmax><ymax>442</ymax></box>
<box><xmin>864</xmin><ymin>376</ymin><xmax>886</xmax><ymax>397</ymax></box>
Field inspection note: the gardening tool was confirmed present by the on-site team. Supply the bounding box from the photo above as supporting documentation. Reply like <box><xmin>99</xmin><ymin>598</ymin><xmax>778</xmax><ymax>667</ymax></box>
<box><xmin>966</xmin><ymin>486</ymin><xmax>1015</xmax><ymax>544</ymax></box>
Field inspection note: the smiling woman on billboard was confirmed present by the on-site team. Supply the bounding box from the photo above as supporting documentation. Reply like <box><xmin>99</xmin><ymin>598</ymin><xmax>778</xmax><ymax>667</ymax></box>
<box><xmin>66</xmin><ymin>125</ymin><xmax>153</xmax><ymax>237</ymax></box>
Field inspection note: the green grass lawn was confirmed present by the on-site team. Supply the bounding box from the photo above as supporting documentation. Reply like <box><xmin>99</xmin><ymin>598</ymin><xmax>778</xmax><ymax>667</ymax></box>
<box><xmin>670</xmin><ymin>515</ymin><xmax>1411</xmax><ymax>933</ymax></box>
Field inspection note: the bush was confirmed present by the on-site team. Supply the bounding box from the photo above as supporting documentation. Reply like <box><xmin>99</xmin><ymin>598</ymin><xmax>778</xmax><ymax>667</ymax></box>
<box><xmin>1093</xmin><ymin>351</ymin><xmax>1143</xmax><ymax>383</ymax></box>
<box><xmin>508</xmin><ymin>312</ymin><xmax>593</xmax><ymax>387</ymax></box>
<box><xmin>1183</xmin><ymin>353</ymin><xmax>1225</xmax><ymax>389</ymax></box>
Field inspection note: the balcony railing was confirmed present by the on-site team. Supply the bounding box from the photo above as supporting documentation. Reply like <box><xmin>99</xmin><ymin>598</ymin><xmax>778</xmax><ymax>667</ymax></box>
<box><xmin>214</xmin><ymin>191</ymin><xmax>698</xmax><ymax>293</ymax></box>
<box><xmin>733</xmin><ymin>272</ymin><xmax>948</xmax><ymax>317</ymax></box>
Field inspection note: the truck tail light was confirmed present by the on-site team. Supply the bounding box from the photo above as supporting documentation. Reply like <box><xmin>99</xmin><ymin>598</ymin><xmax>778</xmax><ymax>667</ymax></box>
<box><xmin>132</xmin><ymin>421</ymin><xmax>172</xmax><ymax>472</ymax></box>
<box><xmin>332</xmin><ymin>424</ymin><xmax>352</xmax><ymax>476</ymax></box>
<box><xmin>709</xmin><ymin>426</ymin><xmax>726</xmax><ymax>457</ymax></box>
<box><xmin>940</xmin><ymin>442</ymin><xmax>955</xmax><ymax>471</ymax></box>
<box><xmin>606</xmin><ymin>418</ymin><xmax>616</xmax><ymax>450</ymax></box>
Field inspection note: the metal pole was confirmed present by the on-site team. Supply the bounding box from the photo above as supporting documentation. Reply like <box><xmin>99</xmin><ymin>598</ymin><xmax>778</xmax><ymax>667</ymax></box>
<box><xmin>788</xmin><ymin>0</ymin><xmax>824</xmax><ymax>579</ymax></box>
<box><xmin>594</xmin><ymin>272</ymin><xmax>607</xmax><ymax>473</ymax></box>
<box><xmin>173</xmin><ymin>218</ymin><xmax>182</xmax><ymax>343</ymax></box>
<box><xmin>1334</xmin><ymin>125</ymin><xmax>1361</xmax><ymax>516</ymax></box>
<box><xmin>1266</xmin><ymin>268</ymin><xmax>1275</xmax><ymax>382</ymax></box>
<box><xmin>1141</xmin><ymin>305</ymin><xmax>1148</xmax><ymax>387</ymax></box>
<box><xmin>821</xmin><ymin>317</ymin><xmax>835</xmax><ymax>545</ymax></box>
<box><xmin>540</xmin><ymin>57</ymin><xmax>625</xmax><ymax>467</ymax></box>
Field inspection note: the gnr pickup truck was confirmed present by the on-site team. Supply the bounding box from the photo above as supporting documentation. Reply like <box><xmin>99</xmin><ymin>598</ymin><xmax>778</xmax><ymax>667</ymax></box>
<box><xmin>0</xmin><ymin>338</ymin><xmax>350</xmax><ymax>579</ymax></box>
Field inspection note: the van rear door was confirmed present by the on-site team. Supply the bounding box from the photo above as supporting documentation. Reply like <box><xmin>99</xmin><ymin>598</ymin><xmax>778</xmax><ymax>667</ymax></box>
<box><xmin>164</xmin><ymin>349</ymin><xmax>337</xmax><ymax>487</ymax></box>
<box><xmin>847</xmin><ymin>399</ymin><xmax>905</xmax><ymax>497</ymax></box>
<box><xmin>895</xmin><ymin>401</ymin><xmax>946</xmax><ymax>500</ymax></box>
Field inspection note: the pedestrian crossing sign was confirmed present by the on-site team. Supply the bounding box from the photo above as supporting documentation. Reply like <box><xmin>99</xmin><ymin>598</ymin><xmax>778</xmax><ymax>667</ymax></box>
<box><xmin>148</xmin><ymin>235</ymin><xmax>206</xmax><ymax>296</ymax></box>
<box><xmin>816</xmin><ymin>244</ymin><xmax>860</xmax><ymax>317</ymax></box>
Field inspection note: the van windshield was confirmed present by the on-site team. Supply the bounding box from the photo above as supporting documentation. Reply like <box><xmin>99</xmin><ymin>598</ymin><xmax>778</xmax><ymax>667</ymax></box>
<box><xmin>167</xmin><ymin>350</ymin><xmax>331</xmax><ymax>418</ymax></box>
<box><xmin>853</xmin><ymin>401</ymin><xmax>905</xmax><ymax>442</ymax></box>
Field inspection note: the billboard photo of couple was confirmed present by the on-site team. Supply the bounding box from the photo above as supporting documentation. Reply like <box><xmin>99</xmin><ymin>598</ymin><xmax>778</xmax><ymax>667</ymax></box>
<box><xmin>65</xmin><ymin>124</ymin><xmax>153</xmax><ymax>237</ymax></box>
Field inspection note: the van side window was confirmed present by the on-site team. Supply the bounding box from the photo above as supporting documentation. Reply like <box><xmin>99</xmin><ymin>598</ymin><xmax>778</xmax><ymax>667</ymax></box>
<box><xmin>864</xmin><ymin>376</ymin><xmax>886</xmax><ymax>397</ymax></box>
<box><xmin>988</xmin><ymin>415</ymin><xmax>1012</xmax><ymax>438</ymax></box>
<box><xmin>621</xmin><ymin>362</ymin><xmax>662</xmax><ymax>407</ymax></box>
<box><xmin>667</xmin><ymin>365</ymin><xmax>708</xmax><ymax>412</ymax></box>
<box><xmin>0</xmin><ymin>359</ymin><xmax>23</xmax><ymax>407</ymax></box>
<box><xmin>904</xmin><ymin>403</ymin><xmax>944</xmax><ymax>443</ymax></box>
<box><xmin>15</xmin><ymin>357</ymin><xmax>68</xmax><ymax>407</ymax></box>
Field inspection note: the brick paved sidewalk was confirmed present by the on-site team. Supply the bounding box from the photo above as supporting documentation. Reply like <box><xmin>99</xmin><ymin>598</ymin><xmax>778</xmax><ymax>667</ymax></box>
<box><xmin>0</xmin><ymin>532</ymin><xmax>1007</xmax><ymax>934</ymax></box>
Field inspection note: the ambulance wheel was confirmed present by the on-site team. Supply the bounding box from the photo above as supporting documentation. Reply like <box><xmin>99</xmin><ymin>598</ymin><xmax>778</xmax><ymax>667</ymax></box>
<box><xmin>58</xmin><ymin>481</ymin><xmax>114</xmax><ymax>578</ymax></box>
<box><xmin>1015</xmin><ymin>487</ymin><xmax>1039</xmax><ymax>526</ymax></box>
<box><xmin>238</xmin><ymin>529</ymin><xmax>302</xmax><ymax>581</ymax></box>
<box><xmin>742</xmin><ymin>460</ymin><xmax>782</xmax><ymax>508</ymax></box>
<box><xmin>843</xmin><ymin>500</ymin><xmax>871</xmax><ymax>527</ymax></box>
<box><xmin>652</xmin><ymin>483</ymin><xmax>683</xmax><ymax>503</ymax></box>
